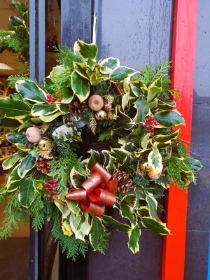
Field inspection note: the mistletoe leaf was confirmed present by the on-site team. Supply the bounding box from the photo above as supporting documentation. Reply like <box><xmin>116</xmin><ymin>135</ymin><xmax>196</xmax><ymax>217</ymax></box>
<box><xmin>133</xmin><ymin>96</ymin><xmax>150</xmax><ymax>123</ymax></box>
<box><xmin>16</xmin><ymin>80</ymin><xmax>47</xmax><ymax>103</ymax></box>
<box><xmin>154</xmin><ymin>110</ymin><xmax>185</xmax><ymax>127</ymax></box>
<box><xmin>141</xmin><ymin>217</ymin><xmax>170</xmax><ymax>235</ymax></box>
<box><xmin>128</xmin><ymin>225</ymin><xmax>140</xmax><ymax>253</ymax></box>
<box><xmin>71</xmin><ymin>70</ymin><xmax>90</xmax><ymax>102</ymax></box>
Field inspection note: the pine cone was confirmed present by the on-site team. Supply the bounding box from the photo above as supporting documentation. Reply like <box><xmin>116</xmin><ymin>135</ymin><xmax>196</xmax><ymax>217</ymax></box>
<box><xmin>113</xmin><ymin>171</ymin><xmax>133</xmax><ymax>193</ymax></box>
<box><xmin>89</xmin><ymin>116</ymin><xmax>97</xmax><ymax>135</ymax></box>
<box><xmin>104</xmin><ymin>95</ymin><xmax>114</xmax><ymax>104</ymax></box>
<box><xmin>103</xmin><ymin>102</ymin><xmax>112</xmax><ymax>112</ymax></box>
<box><xmin>35</xmin><ymin>156</ymin><xmax>52</xmax><ymax>174</ymax></box>
<box><xmin>67</xmin><ymin>98</ymin><xmax>88</xmax><ymax>115</ymax></box>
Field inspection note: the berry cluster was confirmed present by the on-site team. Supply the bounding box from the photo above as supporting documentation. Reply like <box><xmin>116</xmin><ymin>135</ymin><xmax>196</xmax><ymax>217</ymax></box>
<box><xmin>142</xmin><ymin>116</ymin><xmax>158</xmax><ymax>137</ymax></box>
<box><xmin>44</xmin><ymin>178</ymin><xmax>58</xmax><ymax>199</ymax></box>
<box><xmin>46</xmin><ymin>94</ymin><xmax>56</xmax><ymax>103</ymax></box>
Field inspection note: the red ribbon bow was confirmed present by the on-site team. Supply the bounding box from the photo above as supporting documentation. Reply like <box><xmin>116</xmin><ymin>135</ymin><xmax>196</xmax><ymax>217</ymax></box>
<box><xmin>66</xmin><ymin>163</ymin><xmax>118</xmax><ymax>216</ymax></box>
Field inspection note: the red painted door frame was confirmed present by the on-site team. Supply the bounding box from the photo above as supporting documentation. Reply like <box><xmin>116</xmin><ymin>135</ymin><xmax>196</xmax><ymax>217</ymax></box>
<box><xmin>161</xmin><ymin>1</ymin><xmax>198</xmax><ymax>279</ymax></box>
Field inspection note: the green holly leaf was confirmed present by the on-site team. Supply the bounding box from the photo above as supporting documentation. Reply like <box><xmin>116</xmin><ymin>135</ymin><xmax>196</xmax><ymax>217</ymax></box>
<box><xmin>18</xmin><ymin>178</ymin><xmax>36</xmax><ymax>208</ymax></box>
<box><xmin>71</xmin><ymin>70</ymin><xmax>90</xmax><ymax>102</ymax></box>
<box><xmin>154</xmin><ymin>110</ymin><xmax>185</xmax><ymax>127</ymax></box>
<box><xmin>89</xmin><ymin>216</ymin><xmax>105</xmax><ymax>249</ymax></box>
<box><xmin>32</xmin><ymin>103</ymin><xmax>58</xmax><ymax>116</ymax></box>
<box><xmin>128</xmin><ymin>225</ymin><xmax>140</xmax><ymax>253</ymax></box>
<box><xmin>16</xmin><ymin>80</ymin><xmax>47</xmax><ymax>103</ymax></box>
<box><xmin>133</xmin><ymin>96</ymin><xmax>150</xmax><ymax>123</ymax></box>
<box><xmin>9</xmin><ymin>15</ymin><xmax>24</xmax><ymax>26</ymax></box>
<box><xmin>110</xmin><ymin>66</ymin><xmax>136</xmax><ymax>83</ymax></box>
<box><xmin>77</xmin><ymin>39</ymin><xmax>98</xmax><ymax>60</ymax></box>
<box><xmin>141</xmin><ymin>217</ymin><xmax>170</xmax><ymax>235</ymax></box>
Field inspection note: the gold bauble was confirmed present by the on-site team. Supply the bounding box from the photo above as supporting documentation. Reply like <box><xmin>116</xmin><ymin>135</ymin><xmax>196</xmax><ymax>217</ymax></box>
<box><xmin>38</xmin><ymin>137</ymin><xmax>52</xmax><ymax>151</ymax></box>
<box><xmin>95</xmin><ymin>110</ymin><xmax>107</xmax><ymax>121</ymax></box>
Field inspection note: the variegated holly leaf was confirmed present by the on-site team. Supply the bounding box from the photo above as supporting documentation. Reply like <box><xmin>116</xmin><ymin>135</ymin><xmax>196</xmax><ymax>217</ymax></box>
<box><xmin>71</xmin><ymin>70</ymin><xmax>90</xmax><ymax>102</ymax></box>
<box><xmin>102</xmin><ymin>215</ymin><xmax>131</xmax><ymax>232</ymax></box>
<box><xmin>133</xmin><ymin>96</ymin><xmax>150</xmax><ymax>123</ymax></box>
<box><xmin>119</xmin><ymin>203</ymin><xmax>136</xmax><ymax>226</ymax></box>
<box><xmin>54</xmin><ymin>201</ymin><xmax>70</xmax><ymax>218</ymax></box>
<box><xmin>2</xmin><ymin>152</ymin><xmax>20</xmax><ymax>170</ymax></box>
<box><xmin>66</xmin><ymin>200</ymin><xmax>81</xmax><ymax>215</ymax></box>
<box><xmin>130</xmin><ymin>80</ymin><xmax>145</xmax><ymax>97</ymax></box>
<box><xmin>128</xmin><ymin>225</ymin><xmax>140</xmax><ymax>253</ymax></box>
<box><xmin>100</xmin><ymin>57</ymin><xmax>120</xmax><ymax>74</ymax></box>
<box><xmin>80</xmin><ymin>212</ymin><xmax>91</xmax><ymax>236</ymax></box>
<box><xmin>145</xmin><ymin>193</ymin><xmax>161</xmax><ymax>221</ymax></box>
<box><xmin>86</xmin><ymin>149</ymin><xmax>101</xmax><ymax>170</ymax></box>
<box><xmin>102</xmin><ymin>150</ymin><xmax>115</xmax><ymax>174</ymax></box>
<box><xmin>153</xmin><ymin>129</ymin><xmax>180</xmax><ymax>142</ymax></box>
<box><xmin>154</xmin><ymin>110</ymin><xmax>185</xmax><ymax>127</ymax></box>
<box><xmin>0</xmin><ymin>118</ymin><xmax>21</xmax><ymax>128</ymax></box>
<box><xmin>110</xmin><ymin>66</ymin><xmax>136</xmax><ymax>83</ymax></box>
<box><xmin>89</xmin><ymin>216</ymin><xmax>105</xmax><ymax>249</ymax></box>
<box><xmin>18</xmin><ymin>154</ymin><xmax>35</xmax><ymax>178</ymax></box>
<box><xmin>16</xmin><ymin>80</ymin><xmax>47</xmax><ymax>103</ymax></box>
<box><xmin>141</xmin><ymin>217</ymin><xmax>170</xmax><ymax>235</ymax></box>
<box><xmin>74</xmin><ymin>62</ymin><xmax>90</xmax><ymax>79</ymax></box>
<box><xmin>70</xmin><ymin>167</ymin><xmax>86</xmax><ymax>188</ymax></box>
<box><xmin>18</xmin><ymin>178</ymin><xmax>36</xmax><ymax>208</ymax></box>
<box><xmin>148</xmin><ymin>147</ymin><xmax>163</xmax><ymax>175</ymax></box>
<box><xmin>116</xmin><ymin>106</ymin><xmax>134</xmax><ymax>130</ymax></box>
<box><xmin>0</xmin><ymin>99</ymin><xmax>31</xmax><ymax>120</ymax></box>
<box><xmin>77</xmin><ymin>39</ymin><xmax>98</xmax><ymax>60</ymax></box>
<box><xmin>147</xmin><ymin>76</ymin><xmax>162</xmax><ymax>103</ymax></box>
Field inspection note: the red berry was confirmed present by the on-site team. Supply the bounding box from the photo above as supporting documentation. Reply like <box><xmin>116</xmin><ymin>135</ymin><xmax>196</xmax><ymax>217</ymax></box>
<box><xmin>51</xmin><ymin>183</ymin><xmax>57</xmax><ymax>188</ymax></box>
<box><xmin>150</xmin><ymin>132</ymin><xmax>154</xmax><ymax>137</ymax></box>
<box><xmin>142</xmin><ymin>123</ymin><xmax>147</xmax><ymax>128</ymax></box>
<box><xmin>53</xmin><ymin>190</ymin><xmax>58</xmax><ymax>195</ymax></box>
<box><xmin>47</xmin><ymin>194</ymin><xmax>52</xmax><ymax>199</ymax></box>
<box><xmin>145</xmin><ymin>117</ymin><xmax>150</xmax><ymax>122</ymax></box>
<box><xmin>44</xmin><ymin>182</ymin><xmax>49</xmax><ymax>187</ymax></box>
<box><xmin>150</xmin><ymin>127</ymin><xmax>154</xmax><ymax>131</ymax></box>
<box><xmin>45</xmin><ymin>187</ymin><xmax>50</xmax><ymax>191</ymax></box>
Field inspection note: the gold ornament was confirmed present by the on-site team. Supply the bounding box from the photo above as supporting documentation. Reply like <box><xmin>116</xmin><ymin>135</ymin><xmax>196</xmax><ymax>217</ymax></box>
<box><xmin>88</xmin><ymin>95</ymin><xmax>104</xmax><ymax>111</ymax></box>
<box><xmin>38</xmin><ymin>137</ymin><xmax>52</xmax><ymax>151</ymax></box>
<box><xmin>37</xmin><ymin>137</ymin><xmax>53</xmax><ymax>159</ymax></box>
<box><xmin>95</xmin><ymin>110</ymin><xmax>107</xmax><ymax>121</ymax></box>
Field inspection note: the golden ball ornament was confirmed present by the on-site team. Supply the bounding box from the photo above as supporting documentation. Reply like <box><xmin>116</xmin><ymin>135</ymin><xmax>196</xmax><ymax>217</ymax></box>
<box><xmin>95</xmin><ymin>110</ymin><xmax>107</xmax><ymax>121</ymax></box>
<box><xmin>88</xmin><ymin>95</ymin><xmax>104</xmax><ymax>111</ymax></box>
<box><xmin>25</xmin><ymin>126</ymin><xmax>42</xmax><ymax>143</ymax></box>
<box><xmin>38</xmin><ymin>137</ymin><xmax>52</xmax><ymax>151</ymax></box>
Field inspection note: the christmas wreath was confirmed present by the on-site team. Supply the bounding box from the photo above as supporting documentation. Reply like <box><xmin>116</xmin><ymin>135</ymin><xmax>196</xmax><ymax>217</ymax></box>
<box><xmin>0</xmin><ymin>39</ymin><xmax>202</xmax><ymax>260</ymax></box>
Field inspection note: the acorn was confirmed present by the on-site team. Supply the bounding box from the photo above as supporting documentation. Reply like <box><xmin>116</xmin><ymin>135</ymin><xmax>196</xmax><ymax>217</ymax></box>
<box><xmin>25</xmin><ymin>127</ymin><xmax>42</xmax><ymax>143</ymax></box>
<box><xmin>88</xmin><ymin>95</ymin><xmax>104</xmax><ymax>111</ymax></box>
